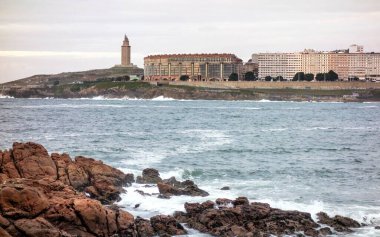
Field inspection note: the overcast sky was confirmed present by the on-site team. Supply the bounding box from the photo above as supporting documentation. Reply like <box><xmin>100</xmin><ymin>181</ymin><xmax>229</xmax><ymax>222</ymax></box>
<box><xmin>1</xmin><ymin>0</ymin><xmax>380</xmax><ymax>83</ymax></box>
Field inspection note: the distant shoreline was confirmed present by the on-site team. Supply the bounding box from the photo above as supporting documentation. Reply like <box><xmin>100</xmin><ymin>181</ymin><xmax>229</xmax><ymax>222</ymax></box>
<box><xmin>1</xmin><ymin>67</ymin><xmax>380</xmax><ymax>102</ymax></box>
<box><xmin>2</xmin><ymin>81</ymin><xmax>380</xmax><ymax>102</ymax></box>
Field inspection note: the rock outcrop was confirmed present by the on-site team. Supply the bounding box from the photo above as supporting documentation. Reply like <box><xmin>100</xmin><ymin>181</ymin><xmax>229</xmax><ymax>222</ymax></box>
<box><xmin>0</xmin><ymin>142</ymin><xmax>185</xmax><ymax>237</ymax></box>
<box><xmin>135</xmin><ymin>169</ymin><xmax>209</xmax><ymax>198</ymax></box>
<box><xmin>136</xmin><ymin>168</ymin><xmax>162</xmax><ymax>184</ymax></box>
<box><xmin>0</xmin><ymin>142</ymin><xmax>362</xmax><ymax>237</ymax></box>
<box><xmin>317</xmin><ymin>212</ymin><xmax>361</xmax><ymax>233</ymax></box>
<box><xmin>174</xmin><ymin>197</ymin><xmax>361</xmax><ymax>237</ymax></box>
<box><xmin>158</xmin><ymin>176</ymin><xmax>209</xmax><ymax>197</ymax></box>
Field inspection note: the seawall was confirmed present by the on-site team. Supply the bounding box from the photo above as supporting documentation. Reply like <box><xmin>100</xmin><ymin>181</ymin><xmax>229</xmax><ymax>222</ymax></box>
<box><xmin>166</xmin><ymin>81</ymin><xmax>380</xmax><ymax>90</ymax></box>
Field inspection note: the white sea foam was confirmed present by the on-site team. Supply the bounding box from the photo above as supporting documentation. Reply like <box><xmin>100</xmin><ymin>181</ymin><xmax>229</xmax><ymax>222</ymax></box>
<box><xmin>0</xmin><ymin>94</ymin><xmax>14</xmax><ymax>99</ymax></box>
<box><xmin>118</xmin><ymin>177</ymin><xmax>380</xmax><ymax>237</ymax></box>
<box><xmin>261</xmin><ymin>128</ymin><xmax>288</xmax><ymax>132</ymax></box>
<box><xmin>151</xmin><ymin>96</ymin><xmax>176</xmax><ymax>101</ymax></box>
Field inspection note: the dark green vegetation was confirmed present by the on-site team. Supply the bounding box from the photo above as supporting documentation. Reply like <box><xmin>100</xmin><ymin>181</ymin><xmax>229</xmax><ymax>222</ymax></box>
<box><xmin>293</xmin><ymin>71</ymin><xmax>338</xmax><ymax>81</ymax></box>
<box><xmin>180</xmin><ymin>75</ymin><xmax>190</xmax><ymax>81</ymax></box>
<box><xmin>229</xmin><ymin>73</ymin><xmax>239</xmax><ymax>81</ymax></box>
<box><xmin>244</xmin><ymin>71</ymin><xmax>257</xmax><ymax>81</ymax></box>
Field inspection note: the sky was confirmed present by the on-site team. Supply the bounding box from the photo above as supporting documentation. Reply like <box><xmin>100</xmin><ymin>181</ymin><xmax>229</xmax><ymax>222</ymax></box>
<box><xmin>0</xmin><ymin>0</ymin><xmax>380</xmax><ymax>83</ymax></box>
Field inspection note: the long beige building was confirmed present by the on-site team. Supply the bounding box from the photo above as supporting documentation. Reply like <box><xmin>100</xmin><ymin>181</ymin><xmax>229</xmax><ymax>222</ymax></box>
<box><xmin>144</xmin><ymin>54</ymin><xmax>243</xmax><ymax>81</ymax></box>
<box><xmin>256</xmin><ymin>45</ymin><xmax>380</xmax><ymax>81</ymax></box>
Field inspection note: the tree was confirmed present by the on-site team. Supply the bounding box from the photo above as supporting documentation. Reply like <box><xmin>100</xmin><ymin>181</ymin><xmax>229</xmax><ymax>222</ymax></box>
<box><xmin>305</xmin><ymin>73</ymin><xmax>314</xmax><ymax>82</ymax></box>
<box><xmin>316</xmin><ymin>73</ymin><xmax>325</xmax><ymax>81</ymax></box>
<box><xmin>53</xmin><ymin>80</ymin><xmax>59</xmax><ymax>86</ymax></box>
<box><xmin>244</xmin><ymin>71</ymin><xmax>256</xmax><ymax>81</ymax></box>
<box><xmin>275</xmin><ymin>76</ymin><xmax>283</xmax><ymax>81</ymax></box>
<box><xmin>180</xmin><ymin>75</ymin><xmax>190</xmax><ymax>81</ymax></box>
<box><xmin>264</xmin><ymin>76</ymin><xmax>272</xmax><ymax>81</ymax></box>
<box><xmin>293</xmin><ymin>72</ymin><xmax>305</xmax><ymax>81</ymax></box>
<box><xmin>229</xmin><ymin>73</ymin><xmax>239</xmax><ymax>81</ymax></box>
<box><xmin>327</xmin><ymin>70</ymin><xmax>338</xmax><ymax>81</ymax></box>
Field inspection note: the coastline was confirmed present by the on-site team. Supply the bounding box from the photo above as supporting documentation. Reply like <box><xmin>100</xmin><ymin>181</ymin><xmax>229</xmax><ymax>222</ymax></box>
<box><xmin>0</xmin><ymin>142</ymin><xmax>372</xmax><ymax>237</ymax></box>
<box><xmin>2</xmin><ymin>81</ymin><xmax>380</xmax><ymax>102</ymax></box>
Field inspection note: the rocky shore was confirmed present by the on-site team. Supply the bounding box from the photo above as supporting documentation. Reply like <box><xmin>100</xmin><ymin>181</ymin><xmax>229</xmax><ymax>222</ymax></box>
<box><xmin>2</xmin><ymin>81</ymin><xmax>380</xmax><ymax>102</ymax></box>
<box><xmin>0</xmin><ymin>142</ymin><xmax>367</xmax><ymax>236</ymax></box>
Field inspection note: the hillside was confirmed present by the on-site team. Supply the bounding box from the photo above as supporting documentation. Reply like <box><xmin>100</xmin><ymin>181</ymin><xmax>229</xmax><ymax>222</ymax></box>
<box><xmin>1</xmin><ymin>66</ymin><xmax>143</xmax><ymax>88</ymax></box>
<box><xmin>1</xmin><ymin>67</ymin><xmax>380</xmax><ymax>102</ymax></box>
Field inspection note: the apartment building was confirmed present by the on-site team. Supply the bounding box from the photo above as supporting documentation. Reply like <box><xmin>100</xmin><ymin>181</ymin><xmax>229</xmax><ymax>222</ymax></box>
<box><xmin>144</xmin><ymin>54</ymin><xmax>243</xmax><ymax>81</ymax></box>
<box><xmin>257</xmin><ymin>45</ymin><xmax>380</xmax><ymax>81</ymax></box>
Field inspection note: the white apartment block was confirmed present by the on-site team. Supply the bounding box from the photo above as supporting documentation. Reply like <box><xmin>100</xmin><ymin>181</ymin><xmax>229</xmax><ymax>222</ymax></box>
<box><xmin>256</xmin><ymin>45</ymin><xmax>380</xmax><ymax>81</ymax></box>
<box><xmin>257</xmin><ymin>53</ymin><xmax>301</xmax><ymax>80</ymax></box>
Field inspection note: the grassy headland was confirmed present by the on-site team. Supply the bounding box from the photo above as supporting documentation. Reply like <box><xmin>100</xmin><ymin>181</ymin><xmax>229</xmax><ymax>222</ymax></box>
<box><xmin>1</xmin><ymin>68</ymin><xmax>380</xmax><ymax>102</ymax></box>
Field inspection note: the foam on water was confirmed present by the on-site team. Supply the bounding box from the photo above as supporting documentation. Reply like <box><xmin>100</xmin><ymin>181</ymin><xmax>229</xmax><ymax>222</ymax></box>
<box><xmin>0</xmin><ymin>94</ymin><xmax>14</xmax><ymax>99</ymax></box>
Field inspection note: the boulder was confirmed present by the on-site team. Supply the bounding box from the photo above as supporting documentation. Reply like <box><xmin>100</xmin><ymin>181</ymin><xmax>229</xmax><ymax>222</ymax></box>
<box><xmin>0</xmin><ymin>142</ymin><xmax>138</xmax><ymax>237</ymax></box>
<box><xmin>0</xmin><ymin>184</ymin><xmax>49</xmax><ymax>218</ymax></box>
<box><xmin>135</xmin><ymin>217</ymin><xmax>155</xmax><ymax>237</ymax></box>
<box><xmin>177</xmin><ymin>198</ymin><xmax>323</xmax><ymax>237</ymax></box>
<box><xmin>150</xmin><ymin>215</ymin><xmax>187</xmax><ymax>236</ymax></box>
<box><xmin>12</xmin><ymin>142</ymin><xmax>57</xmax><ymax>179</ymax></box>
<box><xmin>136</xmin><ymin>168</ymin><xmax>162</xmax><ymax>184</ymax></box>
<box><xmin>1</xmin><ymin>150</ymin><xmax>21</xmax><ymax>178</ymax></box>
<box><xmin>157</xmin><ymin>177</ymin><xmax>209</xmax><ymax>197</ymax></box>
<box><xmin>317</xmin><ymin>212</ymin><xmax>360</xmax><ymax>232</ymax></box>
<box><xmin>74</xmin><ymin>156</ymin><xmax>133</xmax><ymax>204</ymax></box>
<box><xmin>13</xmin><ymin>217</ymin><xmax>65</xmax><ymax>237</ymax></box>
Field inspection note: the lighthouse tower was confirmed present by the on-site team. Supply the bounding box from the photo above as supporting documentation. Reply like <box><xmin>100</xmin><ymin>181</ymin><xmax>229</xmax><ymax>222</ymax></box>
<box><xmin>121</xmin><ymin>35</ymin><xmax>131</xmax><ymax>66</ymax></box>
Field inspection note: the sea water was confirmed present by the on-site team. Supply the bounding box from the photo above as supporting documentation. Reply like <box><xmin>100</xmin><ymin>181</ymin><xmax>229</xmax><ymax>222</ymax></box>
<box><xmin>0</xmin><ymin>97</ymin><xmax>379</xmax><ymax>237</ymax></box>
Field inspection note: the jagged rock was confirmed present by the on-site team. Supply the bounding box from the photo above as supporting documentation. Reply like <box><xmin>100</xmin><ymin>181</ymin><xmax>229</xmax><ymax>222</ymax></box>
<box><xmin>150</xmin><ymin>215</ymin><xmax>187</xmax><ymax>236</ymax></box>
<box><xmin>317</xmin><ymin>212</ymin><xmax>360</xmax><ymax>232</ymax></box>
<box><xmin>12</xmin><ymin>142</ymin><xmax>57</xmax><ymax>179</ymax></box>
<box><xmin>157</xmin><ymin>194</ymin><xmax>171</xmax><ymax>199</ymax></box>
<box><xmin>74</xmin><ymin>156</ymin><xmax>134</xmax><ymax>204</ymax></box>
<box><xmin>0</xmin><ymin>184</ymin><xmax>49</xmax><ymax>218</ymax></box>
<box><xmin>216</xmin><ymin>198</ymin><xmax>233</xmax><ymax>206</ymax></box>
<box><xmin>0</xmin><ymin>215</ymin><xmax>10</xmax><ymax>227</ymax></box>
<box><xmin>0</xmin><ymin>227</ymin><xmax>12</xmax><ymax>237</ymax></box>
<box><xmin>1</xmin><ymin>150</ymin><xmax>21</xmax><ymax>178</ymax></box>
<box><xmin>136</xmin><ymin>168</ymin><xmax>162</xmax><ymax>184</ymax></box>
<box><xmin>13</xmin><ymin>217</ymin><xmax>68</xmax><ymax>237</ymax></box>
<box><xmin>135</xmin><ymin>217</ymin><xmax>155</xmax><ymax>237</ymax></box>
<box><xmin>221</xmin><ymin>186</ymin><xmax>230</xmax><ymax>190</ymax></box>
<box><xmin>375</xmin><ymin>226</ymin><xmax>380</xmax><ymax>229</ymax></box>
<box><xmin>233</xmin><ymin>196</ymin><xmax>249</xmax><ymax>206</ymax></box>
<box><xmin>157</xmin><ymin>177</ymin><xmax>209</xmax><ymax>197</ymax></box>
<box><xmin>177</xmin><ymin>198</ymin><xmax>324</xmax><ymax>237</ymax></box>
<box><xmin>319</xmin><ymin>227</ymin><xmax>333</xmax><ymax>235</ymax></box>
<box><xmin>0</xmin><ymin>142</ymin><xmax>138</xmax><ymax>237</ymax></box>
<box><xmin>135</xmin><ymin>189</ymin><xmax>151</xmax><ymax>196</ymax></box>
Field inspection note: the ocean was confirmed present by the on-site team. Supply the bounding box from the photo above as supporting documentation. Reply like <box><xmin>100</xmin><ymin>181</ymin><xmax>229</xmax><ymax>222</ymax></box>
<box><xmin>0</xmin><ymin>96</ymin><xmax>379</xmax><ymax>237</ymax></box>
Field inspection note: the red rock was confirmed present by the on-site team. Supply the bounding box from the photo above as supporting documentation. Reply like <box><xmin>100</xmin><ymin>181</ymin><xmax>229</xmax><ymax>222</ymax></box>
<box><xmin>13</xmin><ymin>217</ymin><xmax>64</xmax><ymax>237</ymax></box>
<box><xmin>1</xmin><ymin>150</ymin><xmax>21</xmax><ymax>178</ymax></box>
<box><xmin>73</xmin><ymin>198</ymin><xmax>110</xmax><ymax>236</ymax></box>
<box><xmin>51</xmin><ymin>153</ymin><xmax>72</xmax><ymax>185</ymax></box>
<box><xmin>136</xmin><ymin>168</ymin><xmax>162</xmax><ymax>184</ymax></box>
<box><xmin>135</xmin><ymin>217</ymin><xmax>155</xmax><ymax>237</ymax></box>
<box><xmin>0</xmin><ymin>227</ymin><xmax>12</xmax><ymax>237</ymax></box>
<box><xmin>317</xmin><ymin>212</ymin><xmax>360</xmax><ymax>232</ymax></box>
<box><xmin>0</xmin><ymin>215</ymin><xmax>10</xmax><ymax>227</ymax></box>
<box><xmin>12</xmin><ymin>142</ymin><xmax>57</xmax><ymax>179</ymax></box>
<box><xmin>157</xmin><ymin>181</ymin><xmax>209</xmax><ymax>197</ymax></box>
<box><xmin>66</xmin><ymin>163</ymin><xmax>89</xmax><ymax>190</ymax></box>
<box><xmin>117</xmin><ymin>209</ymin><xmax>136</xmax><ymax>235</ymax></box>
<box><xmin>150</xmin><ymin>215</ymin><xmax>187</xmax><ymax>236</ymax></box>
<box><xmin>0</xmin><ymin>184</ymin><xmax>49</xmax><ymax>218</ymax></box>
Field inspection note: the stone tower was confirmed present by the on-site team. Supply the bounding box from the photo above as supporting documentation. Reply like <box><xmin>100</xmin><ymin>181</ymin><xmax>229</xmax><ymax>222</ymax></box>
<box><xmin>121</xmin><ymin>35</ymin><xmax>131</xmax><ymax>66</ymax></box>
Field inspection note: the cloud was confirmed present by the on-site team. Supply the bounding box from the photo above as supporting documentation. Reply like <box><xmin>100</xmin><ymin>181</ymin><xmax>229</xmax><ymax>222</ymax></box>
<box><xmin>0</xmin><ymin>51</ymin><xmax>118</xmax><ymax>58</ymax></box>
<box><xmin>0</xmin><ymin>0</ymin><xmax>379</xmax><ymax>83</ymax></box>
